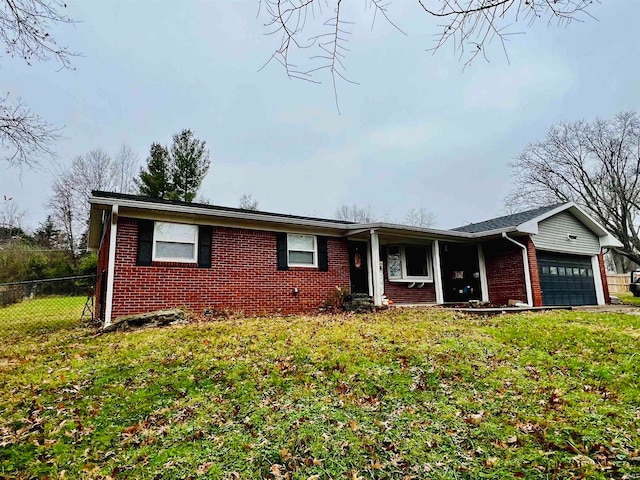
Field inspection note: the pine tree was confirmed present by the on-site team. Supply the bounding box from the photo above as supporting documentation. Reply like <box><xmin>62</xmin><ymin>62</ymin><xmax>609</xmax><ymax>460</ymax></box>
<box><xmin>169</xmin><ymin>129</ymin><xmax>211</xmax><ymax>202</ymax></box>
<box><xmin>135</xmin><ymin>143</ymin><xmax>172</xmax><ymax>199</ymax></box>
<box><xmin>34</xmin><ymin>215</ymin><xmax>63</xmax><ymax>249</ymax></box>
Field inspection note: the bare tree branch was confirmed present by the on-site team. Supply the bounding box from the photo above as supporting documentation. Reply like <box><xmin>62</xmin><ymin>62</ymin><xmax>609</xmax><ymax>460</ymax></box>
<box><xmin>0</xmin><ymin>0</ymin><xmax>76</xmax><ymax>68</ymax></box>
<box><xmin>0</xmin><ymin>94</ymin><xmax>61</xmax><ymax>167</ymax></box>
<box><xmin>1</xmin><ymin>0</ymin><xmax>77</xmax><ymax>168</ymax></box>
<box><xmin>260</xmin><ymin>0</ymin><xmax>597</xmax><ymax>102</ymax></box>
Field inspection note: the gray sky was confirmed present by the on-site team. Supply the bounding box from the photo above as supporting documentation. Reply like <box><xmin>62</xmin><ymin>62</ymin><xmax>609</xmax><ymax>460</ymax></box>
<box><xmin>2</xmin><ymin>1</ymin><xmax>639</xmax><ymax>231</ymax></box>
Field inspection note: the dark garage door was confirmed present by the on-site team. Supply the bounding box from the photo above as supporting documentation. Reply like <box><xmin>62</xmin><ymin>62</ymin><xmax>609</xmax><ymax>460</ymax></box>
<box><xmin>538</xmin><ymin>252</ymin><xmax>597</xmax><ymax>306</ymax></box>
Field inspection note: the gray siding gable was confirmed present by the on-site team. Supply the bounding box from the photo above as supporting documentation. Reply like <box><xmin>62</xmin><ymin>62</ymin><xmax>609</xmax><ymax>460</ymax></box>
<box><xmin>532</xmin><ymin>211</ymin><xmax>601</xmax><ymax>255</ymax></box>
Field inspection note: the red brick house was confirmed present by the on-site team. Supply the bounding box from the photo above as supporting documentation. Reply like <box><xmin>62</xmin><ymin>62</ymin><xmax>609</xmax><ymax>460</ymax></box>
<box><xmin>88</xmin><ymin>191</ymin><xmax>621</xmax><ymax>326</ymax></box>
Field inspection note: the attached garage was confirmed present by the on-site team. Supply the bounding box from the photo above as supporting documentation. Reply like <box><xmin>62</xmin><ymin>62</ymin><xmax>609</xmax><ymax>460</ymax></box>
<box><xmin>455</xmin><ymin>202</ymin><xmax>621</xmax><ymax>307</ymax></box>
<box><xmin>537</xmin><ymin>252</ymin><xmax>597</xmax><ymax>306</ymax></box>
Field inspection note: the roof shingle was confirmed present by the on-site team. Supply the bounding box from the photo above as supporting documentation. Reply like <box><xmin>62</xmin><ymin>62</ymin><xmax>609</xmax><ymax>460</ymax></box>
<box><xmin>453</xmin><ymin>204</ymin><xmax>565</xmax><ymax>233</ymax></box>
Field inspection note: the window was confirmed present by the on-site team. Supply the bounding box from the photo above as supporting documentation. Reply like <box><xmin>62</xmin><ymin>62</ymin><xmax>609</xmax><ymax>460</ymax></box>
<box><xmin>287</xmin><ymin>234</ymin><xmax>317</xmax><ymax>267</ymax></box>
<box><xmin>387</xmin><ymin>244</ymin><xmax>433</xmax><ymax>282</ymax></box>
<box><xmin>153</xmin><ymin>222</ymin><xmax>198</xmax><ymax>263</ymax></box>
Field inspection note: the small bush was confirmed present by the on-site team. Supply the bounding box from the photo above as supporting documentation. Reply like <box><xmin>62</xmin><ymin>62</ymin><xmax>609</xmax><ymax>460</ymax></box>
<box><xmin>344</xmin><ymin>293</ymin><xmax>374</xmax><ymax>313</ymax></box>
<box><xmin>322</xmin><ymin>286</ymin><xmax>351</xmax><ymax>312</ymax></box>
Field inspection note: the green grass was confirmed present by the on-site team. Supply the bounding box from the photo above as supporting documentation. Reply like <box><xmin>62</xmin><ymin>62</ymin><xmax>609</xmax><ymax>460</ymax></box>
<box><xmin>1</xmin><ymin>308</ymin><xmax>639</xmax><ymax>479</ymax></box>
<box><xmin>617</xmin><ymin>291</ymin><xmax>640</xmax><ymax>306</ymax></box>
<box><xmin>0</xmin><ymin>296</ymin><xmax>87</xmax><ymax>339</ymax></box>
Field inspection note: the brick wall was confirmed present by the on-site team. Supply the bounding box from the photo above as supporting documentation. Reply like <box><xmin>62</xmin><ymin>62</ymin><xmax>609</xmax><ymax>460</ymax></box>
<box><xmin>381</xmin><ymin>255</ymin><xmax>436</xmax><ymax>304</ymax></box>
<box><xmin>482</xmin><ymin>239</ymin><xmax>527</xmax><ymax>305</ymax></box>
<box><xmin>110</xmin><ymin>218</ymin><xmax>351</xmax><ymax>318</ymax></box>
<box><xmin>598</xmin><ymin>252</ymin><xmax>611</xmax><ymax>304</ymax></box>
<box><xmin>526</xmin><ymin>237</ymin><xmax>543</xmax><ymax>306</ymax></box>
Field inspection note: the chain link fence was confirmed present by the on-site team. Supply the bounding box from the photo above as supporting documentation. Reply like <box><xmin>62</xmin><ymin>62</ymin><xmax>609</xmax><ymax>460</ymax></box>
<box><xmin>0</xmin><ymin>275</ymin><xmax>96</xmax><ymax>337</ymax></box>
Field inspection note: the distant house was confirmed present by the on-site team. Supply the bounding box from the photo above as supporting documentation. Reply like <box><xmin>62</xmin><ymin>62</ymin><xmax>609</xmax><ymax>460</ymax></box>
<box><xmin>88</xmin><ymin>191</ymin><xmax>621</xmax><ymax>326</ymax></box>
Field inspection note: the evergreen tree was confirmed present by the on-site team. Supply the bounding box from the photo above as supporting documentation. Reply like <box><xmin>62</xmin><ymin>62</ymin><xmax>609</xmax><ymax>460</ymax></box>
<box><xmin>136</xmin><ymin>131</ymin><xmax>210</xmax><ymax>202</ymax></box>
<box><xmin>169</xmin><ymin>129</ymin><xmax>211</xmax><ymax>202</ymax></box>
<box><xmin>34</xmin><ymin>215</ymin><xmax>64</xmax><ymax>249</ymax></box>
<box><xmin>135</xmin><ymin>143</ymin><xmax>172</xmax><ymax>199</ymax></box>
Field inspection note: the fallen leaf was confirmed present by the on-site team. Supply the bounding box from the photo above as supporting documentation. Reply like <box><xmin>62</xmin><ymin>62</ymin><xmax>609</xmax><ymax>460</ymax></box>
<box><xmin>197</xmin><ymin>462</ymin><xmax>213</xmax><ymax>475</ymax></box>
<box><xmin>484</xmin><ymin>457</ymin><xmax>498</xmax><ymax>468</ymax></box>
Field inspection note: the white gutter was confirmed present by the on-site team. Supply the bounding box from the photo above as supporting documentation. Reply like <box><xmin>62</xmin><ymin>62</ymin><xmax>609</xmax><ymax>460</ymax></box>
<box><xmin>501</xmin><ymin>232</ymin><xmax>533</xmax><ymax>306</ymax></box>
<box><xmin>104</xmin><ymin>205</ymin><xmax>119</xmax><ymax>328</ymax></box>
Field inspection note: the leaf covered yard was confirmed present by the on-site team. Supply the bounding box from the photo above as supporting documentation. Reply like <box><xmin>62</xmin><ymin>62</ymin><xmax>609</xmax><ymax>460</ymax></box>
<box><xmin>1</xmin><ymin>309</ymin><xmax>639</xmax><ymax>479</ymax></box>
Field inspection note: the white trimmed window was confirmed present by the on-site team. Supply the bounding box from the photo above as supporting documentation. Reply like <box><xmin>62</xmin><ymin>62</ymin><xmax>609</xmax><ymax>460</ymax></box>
<box><xmin>287</xmin><ymin>234</ymin><xmax>317</xmax><ymax>267</ymax></box>
<box><xmin>153</xmin><ymin>222</ymin><xmax>198</xmax><ymax>263</ymax></box>
<box><xmin>387</xmin><ymin>244</ymin><xmax>433</xmax><ymax>282</ymax></box>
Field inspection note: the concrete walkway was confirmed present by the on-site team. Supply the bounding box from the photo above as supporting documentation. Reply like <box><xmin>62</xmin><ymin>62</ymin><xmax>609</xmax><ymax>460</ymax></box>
<box><xmin>392</xmin><ymin>303</ymin><xmax>640</xmax><ymax>315</ymax></box>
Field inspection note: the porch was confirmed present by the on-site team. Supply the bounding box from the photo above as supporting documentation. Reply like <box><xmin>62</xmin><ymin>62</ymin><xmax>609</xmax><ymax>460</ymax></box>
<box><xmin>345</xmin><ymin>226</ymin><xmax>506</xmax><ymax>307</ymax></box>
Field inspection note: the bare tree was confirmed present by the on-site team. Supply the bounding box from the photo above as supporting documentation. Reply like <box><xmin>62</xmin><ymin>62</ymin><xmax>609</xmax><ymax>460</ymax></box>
<box><xmin>48</xmin><ymin>148</ymin><xmax>138</xmax><ymax>253</ymax></box>
<box><xmin>66</xmin><ymin>149</ymin><xmax>118</xmax><ymax>220</ymax></box>
<box><xmin>0</xmin><ymin>195</ymin><xmax>26</xmax><ymax>238</ymax></box>
<box><xmin>1</xmin><ymin>0</ymin><xmax>76</xmax><ymax>168</ymax></box>
<box><xmin>239</xmin><ymin>193</ymin><xmax>259</xmax><ymax>210</ymax></box>
<box><xmin>260</xmin><ymin>0</ymin><xmax>596</xmax><ymax>105</ymax></box>
<box><xmin>404</xmin><ymin>207</ymin><xmax>436</xmax><ymax>227</ymax></box>
<box><xmin>48</xmin><ymin>175</ymin><xmax>77</xmax><ymax>256</ymax></box>
<box><xmin>335</xmin><ymin>203</ymin><xmax>376</xmax><ymax>223</ymax></box>
<box><xmin>113</xmin><ymin>144</ymin><xmax>139</xmax><ymax>194</ymax></box>
<box><xmin>506</xmin><ymin>111</ymin><xmax>640</xmax><ymax>266</ymax></box>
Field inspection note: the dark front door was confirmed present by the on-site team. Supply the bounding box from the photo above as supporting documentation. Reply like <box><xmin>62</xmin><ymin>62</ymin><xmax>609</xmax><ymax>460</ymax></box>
<box><xmin>440</xmin><ymin>243</ymin><xmax>482</xmax><ymax>303</ymax></box>
<box><xmin>538</xmin><ymin>252</ymin><xmax>597</xmax><ymax>306</ymax></box>
<box><xmin>348</xmin><ymin>241</ymin><xmax>369</xmax><ymax>294</ymax></box>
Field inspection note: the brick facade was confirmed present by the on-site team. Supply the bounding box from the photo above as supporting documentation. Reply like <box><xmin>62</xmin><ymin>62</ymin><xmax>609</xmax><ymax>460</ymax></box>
<box><xmin>108</xmin><ymin>217</ymin><xmax>351</xmax><ymax>318</ymax></box>
<box><xmin>482</xmin><ymin>239</ymin><xmax>528</xmax><ymax>305</ymax></box>
<box><xmin>526</xmin><ymin>237</ymin><xmax>543</xmax><ymax>306</ymax></box>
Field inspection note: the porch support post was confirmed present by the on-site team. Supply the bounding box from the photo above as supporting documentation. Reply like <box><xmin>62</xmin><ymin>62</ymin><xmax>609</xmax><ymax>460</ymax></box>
<box><xmin>370</xmin><ymin>229</ymin><xmax>383</xmax><ymax>306</ymax></box>
<box><xmin>432</xmin><ymin>240</ymin><xmax>444</xmax><ymax>304</ymax></box>
<box><xmin>104</xmin><ymin>205</ymin><xmax>119</xmax><ymax>328</ymax></box>
<box><xmin>477</xmin><ymin>244</ymin><xmax>489</xmax><ymax>302</ymax></box>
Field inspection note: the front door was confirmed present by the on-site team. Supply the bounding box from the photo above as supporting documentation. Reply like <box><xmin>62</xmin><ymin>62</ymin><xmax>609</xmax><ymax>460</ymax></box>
<box><xmin>440</xmin><ymin>243</ymin><xmax>482</xmax><ymax>303</ymax></box>
<box><xmin>348</xmin><ymin>241</ymin><xmax>369</xmax><ymax>294</ymax></box>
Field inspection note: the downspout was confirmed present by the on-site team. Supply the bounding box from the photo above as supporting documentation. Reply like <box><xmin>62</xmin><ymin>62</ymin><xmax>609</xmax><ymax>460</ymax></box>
<box><xmin>104</xmin><ymin>205</ymin><xmax>119</xmax><ymax>328</ymax></box>
<box><xmin>501</xmin><ymin>232</ymin><xmax>533</xmax><ymax>306</ymax></box>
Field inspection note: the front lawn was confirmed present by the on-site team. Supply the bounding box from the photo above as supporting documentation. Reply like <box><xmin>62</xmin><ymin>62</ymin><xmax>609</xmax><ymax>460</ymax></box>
<box><xmin>0</xmin><ymin>296</ymin><xmax>87</xmax><ymax>339</ymax></box>
<box><xmin>618</xmin><ymin>292</ymin><xmax>640</xmax><ymax>306</ymax></box>
<box><xmin>1</xmin><ymin>308</ymin><xmax>638</xmax><ymax>479</ymax></box>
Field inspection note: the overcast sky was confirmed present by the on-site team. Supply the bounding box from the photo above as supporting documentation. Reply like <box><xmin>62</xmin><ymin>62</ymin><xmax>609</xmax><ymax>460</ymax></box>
<box><xmin>2</xmin><ymin>1</ymin><xmax>639</xmax><ymax>231</ymax></box>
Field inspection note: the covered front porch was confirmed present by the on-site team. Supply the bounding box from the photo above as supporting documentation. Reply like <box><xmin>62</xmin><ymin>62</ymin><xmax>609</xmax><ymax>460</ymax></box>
<box><xmin>344</xmin><ymin>226</ymin><xmax>495</xmax><ymax>307</ymax></box>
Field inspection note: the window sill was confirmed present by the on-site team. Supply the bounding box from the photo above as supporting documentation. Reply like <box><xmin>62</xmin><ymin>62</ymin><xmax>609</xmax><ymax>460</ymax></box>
<box><xmin>150</xmin><ymin>261</ymin><xmax>198</xmax><ymax>268</ymax></box>
<box><xmin>388</xmin><ymin>278</ymin><xmax>433</xmax><ymax>284</ymax></box>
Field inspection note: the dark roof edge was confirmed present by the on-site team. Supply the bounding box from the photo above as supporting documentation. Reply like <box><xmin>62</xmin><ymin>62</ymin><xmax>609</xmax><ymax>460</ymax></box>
<box><xmin>89</xmin><ymin>191</ymin><xmax>541</xmax><ymax>240</ymax></box>
<box><xmin>90</xmin><ymin>190</ymin><xmax>355</xmax><ymax>226</ymax></box>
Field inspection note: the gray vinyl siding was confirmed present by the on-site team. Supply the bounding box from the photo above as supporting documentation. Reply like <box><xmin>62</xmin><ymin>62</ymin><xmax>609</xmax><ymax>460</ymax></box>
<box><xmin>531</xmin><ymin>211</ymin><xmax>601</xmax><ymax>255</ymax></box>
